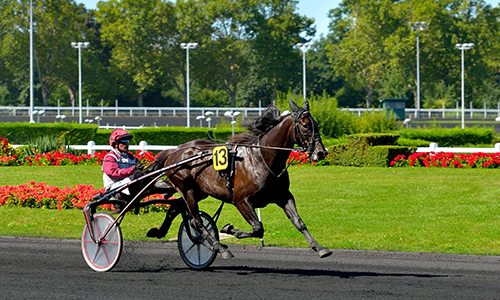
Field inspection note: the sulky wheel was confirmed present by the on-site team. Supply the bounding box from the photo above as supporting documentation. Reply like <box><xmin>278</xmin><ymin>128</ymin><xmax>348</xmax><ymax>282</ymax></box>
<box><xmin>81</xmin><ymin>212</ymin><xmax>123</xmax><ymax>272</ymax></box>
<box><xmin>177</xmin><ymin>211</ymin><xmax>219</xmax><ymax>270</ymax></box>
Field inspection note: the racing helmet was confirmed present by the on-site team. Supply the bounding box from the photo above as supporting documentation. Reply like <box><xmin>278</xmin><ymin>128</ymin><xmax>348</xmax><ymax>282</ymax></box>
<box><xmin>109</xmin><ymin>129</ymin><xmax>134</xmax><ymax>148</ymax></box>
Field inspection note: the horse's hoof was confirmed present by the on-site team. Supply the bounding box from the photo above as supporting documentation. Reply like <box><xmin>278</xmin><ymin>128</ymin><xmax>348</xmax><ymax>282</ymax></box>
<box><xmin>220</xmin><ymin>223</ymin><xmax>234</xmax><ymax>234</ymax></box>
<box><xmin>146</xmin><ymin>228</ymin><xmax>165</xmax><ymax>239</ymax></box>
<box><xmin>221</xmin><ymin>249</ymin><xmax>234</xmax><ymax>259</ymax></box>
<box><xmin>319</xmin><ymin>248</ymin><xmax>332</xmax><ymax>258</ymax></box>
<box><xmin>146</xmin><ymin>228</ymin><xmax>159</xmax><ymax>238</ymax></box>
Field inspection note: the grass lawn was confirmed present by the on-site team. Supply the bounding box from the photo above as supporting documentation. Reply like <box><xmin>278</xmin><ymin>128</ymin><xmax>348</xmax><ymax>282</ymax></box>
<box><xmin>1</xmin><ymin>165</ymin><xmax>500</xmax><ymax>255</ymax></box>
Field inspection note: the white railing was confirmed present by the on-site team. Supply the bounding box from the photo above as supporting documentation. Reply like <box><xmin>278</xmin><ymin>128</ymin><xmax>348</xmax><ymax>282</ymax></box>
<box><xmin>12</xmin><ymin>141</ymin><xmax>177</xmax><ymax>155</ymax></box>
<box><xmin>3</xmin><ymin>105</ymin><xmax>500</xmax><ymax>120</ymax></box>
<box><xmin>417</xmin><ymin>143</ymin><xmax>500</xmax><ymax>153</ymax></box>
<box><xmin>0</xmin><ymin>105</ymin><xmax>264</xmax><ymax>118</ymax></box>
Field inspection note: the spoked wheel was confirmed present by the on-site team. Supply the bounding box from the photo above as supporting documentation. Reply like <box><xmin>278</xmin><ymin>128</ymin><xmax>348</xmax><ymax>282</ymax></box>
<box><xmin>81</xmin><ymin>212</ymin><xmax>123</xmax><ymax>272</ymax></box>
<box><xmin>178</xmin><ymin>211</ymin><xmax>219</xmax><ymax>270</ymax></box>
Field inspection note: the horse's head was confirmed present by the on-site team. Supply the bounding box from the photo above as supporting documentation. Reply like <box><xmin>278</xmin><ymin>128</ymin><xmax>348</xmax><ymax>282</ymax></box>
<box><xmin>289</xmin><ymin>98</ymin><xmax>327</xmax><ymax>162</ymax></box>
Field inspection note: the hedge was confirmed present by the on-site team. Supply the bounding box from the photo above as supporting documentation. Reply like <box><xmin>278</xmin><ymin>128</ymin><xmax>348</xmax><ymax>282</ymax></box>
<box><xmin>0</xmin><ymin>122</ymin><xmax>245</xmax><ymax>146</ymax></box>
<box><xmin>0</xmin><ymin>123</ymin><xmax>97</xmax><ymax>145</ymax></box>
<box><xmin>346</xmin><ymin>133</ymin><xmax>400</xmax><ymax>146</ymax></box>
<box><xmin>328</xmin><ymin>133</ymin><xmax>415</xmax><ymax>167</ymax></box>
<box><xmin>396</xmin><ymin>126</ymin><xmax>495</xmax><ymax>146</ymax></box>
<box><xmin>128</xmin><ymin>127</ymin><xmax>242</xmax><ymax>145</ymax></box>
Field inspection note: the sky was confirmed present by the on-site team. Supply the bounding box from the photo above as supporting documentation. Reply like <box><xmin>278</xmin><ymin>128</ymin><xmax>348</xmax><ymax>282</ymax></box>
<box><xmin>77</xmin><ymin>0</ymin><xmax>499</xmax><ymax>40</ymax></box>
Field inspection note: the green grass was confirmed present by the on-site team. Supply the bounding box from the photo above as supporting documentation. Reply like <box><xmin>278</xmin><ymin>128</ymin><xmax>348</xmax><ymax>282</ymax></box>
<box><xmin>1</xmin><ymin>165</ymin><xmax>500</xmax><ymax>255</ymax></box>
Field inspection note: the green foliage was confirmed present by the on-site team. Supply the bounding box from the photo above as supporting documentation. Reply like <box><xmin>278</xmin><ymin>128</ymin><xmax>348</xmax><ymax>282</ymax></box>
<box><xmin>347</xmin><ymin>133</ymin><xmax>400</xmax><ymax>146</ymax></box>
<box><xmin>1</xmin><ymin>0</ymin><xmax>499</xmax><ymax>111</ymax></box>
<box><xmin>328</xmin><ymin>133</ymin><xmax>415</xmax><ymax>167</ymax></box>
<box><xmin>0</xmin><ymin>123</ymin><xmax>247</xmax><ymax>147</ymax></box>
<box><xmin>20</xmin><ymin>132</ymin><xmax>84</xmax><ymax>158</ymax></box>
<box><xmin>0</xmin><ymin>123</ymin><xmax>97</xmax><ymax>145</ymax></box>
<box><xmin>129</xmin><ymin>127</ymin><xmax>239</xmax><ymax>145</ymax></box>
<box><xmin>396</xmin><ymin>127</ymin><xmax>495</xmax><ymax>146</ymax></box>
<box><xmin>275</xmin><ymin>91</ymin><xmax>396</xmax><ymax>138</ymax></box>
<box><xmin>396</xmin><ymin>138</ymin><xmax>432</xmax><ymax>147</ymax></box>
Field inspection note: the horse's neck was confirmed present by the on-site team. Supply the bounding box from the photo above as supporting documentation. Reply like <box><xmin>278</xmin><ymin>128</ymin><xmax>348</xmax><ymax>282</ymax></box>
<box><xmin>260</xmin><ymin>116</ymin><xmax>294</xmax><ymax>148</ymax></box>
<box><xmin>258</xmin><ymin>116</ymin><xmax>294</xmax><ymax>165</ymax></box>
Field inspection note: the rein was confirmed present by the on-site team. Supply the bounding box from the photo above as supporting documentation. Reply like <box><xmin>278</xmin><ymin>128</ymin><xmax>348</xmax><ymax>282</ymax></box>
<box><xmin>150</xmin><ymin>108</ymin><xmax>319</xmax><ymax>179</ymax></box>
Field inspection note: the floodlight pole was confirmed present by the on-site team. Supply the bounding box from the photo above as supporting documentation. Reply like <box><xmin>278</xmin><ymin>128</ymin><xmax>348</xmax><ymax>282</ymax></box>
<box><xmin>71</xmin><ymin>42</ymin><xmax>90</xmax><ymax>124</ymax></box>
<box><xmin>456</xmin><ymin>43</ymin><xmax>474</xmax><ymax>129</ymax></box>
<box><xmin>408</xmin><ymin>21</ymin><xmax>426</xmax><ymax>122</ymax></box>
<box><xmin>29</xmin><ymin>0</ymin><xmax>34</xmax><ymax>123</ymax></box>
<box><xmin>180</xmin><ymin>43</ymin><xmax>199</xmax><ymax>128</ymax></box>
<box><xmin>296</xmin><ymin>43</ymin><xmax>312</xmax><ymax>100</ymax></box>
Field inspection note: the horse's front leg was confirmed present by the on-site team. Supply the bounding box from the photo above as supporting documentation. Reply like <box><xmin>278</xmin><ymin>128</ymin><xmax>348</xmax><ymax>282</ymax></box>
<box><xmin>184</xmin><ymin>189</ymin><xmax>234</xmax><ymax>259</ymax></box>
<box><xmin>220</xmin><ymin>197</ymin><xmax>264</xmax><ymax>239</ymax></box>
<box><xmin>280</xmin><ymin>197</ymin><xmax>332</xmax><ymax>258</ymax></box>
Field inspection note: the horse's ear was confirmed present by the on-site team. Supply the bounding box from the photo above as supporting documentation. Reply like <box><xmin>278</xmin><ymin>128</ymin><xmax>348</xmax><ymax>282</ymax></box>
<box><xmin>304</xmin><ymin>99</ymin><xmax>310</xmax><ymax>111</ymax></box>
<box><xmin>289</xmin><ymin>98</ymin><xmax>300</xmax><ymax>112</ymax></box>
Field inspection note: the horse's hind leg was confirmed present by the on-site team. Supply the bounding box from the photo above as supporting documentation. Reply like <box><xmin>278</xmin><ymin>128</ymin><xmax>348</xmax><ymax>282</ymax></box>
<box><xmin>280</xmin><ymin>197</ymin><xmax>332</xmax><ymax>258</ymax></box>
<box><xmin>147</xmin><ymin>199</ymin><xmax>183</xmax><ymax>239</ymax></box>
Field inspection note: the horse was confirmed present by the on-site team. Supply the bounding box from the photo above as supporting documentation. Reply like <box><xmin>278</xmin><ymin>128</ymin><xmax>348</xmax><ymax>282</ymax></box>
<box><xmin>146</xmin><ymin>98</ymin><xmax>332</xmax><ymax>259</ymax></box>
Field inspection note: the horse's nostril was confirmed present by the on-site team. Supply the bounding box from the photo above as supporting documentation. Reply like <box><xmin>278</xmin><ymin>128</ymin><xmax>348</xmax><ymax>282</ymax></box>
<box><xmin>317</xmin><ymin>151</ymin><xmax>326</xmax><ymax>160</ymax></box>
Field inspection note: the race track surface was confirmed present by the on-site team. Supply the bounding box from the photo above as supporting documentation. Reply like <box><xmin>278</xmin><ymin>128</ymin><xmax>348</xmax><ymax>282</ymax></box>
<box><xmin>1</xmin><ymin>237</ymin><xmax>500</xmax><ymax>299</ymax></box>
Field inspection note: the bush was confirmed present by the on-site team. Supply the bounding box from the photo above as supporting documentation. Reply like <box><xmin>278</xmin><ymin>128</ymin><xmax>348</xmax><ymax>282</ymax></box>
<box><xmin>327</xmin><ymin>133</ymin><xmax>415</xmax><ymax>167</ymax></box>
<box><xmin>129</xmin><ymin>127</ymin><xmax>240</xmax><ymax>145</ymax></box>
<box><xmin>396</xmin><ymin>138</ymin><xmax>432</xmax><ymax>147</ymax></box>
<box><xmin>0</xmin><ymin>122</ymin><xmax>245</xmax><ymax>147</ymax></box>
<box><xmin>275</xmin><ymin>91</ymin><xmax>396</xmax><ymax>138</ymax></box>
<box><xmin>347</xmin><ymin>133</ymin><xmax>400</xmax><ymax>146</ymax></box>
<box><xmin>0</xmin><ymin>123</ymin><xmax>97</xmax><ymax>145</ymax></box>
<box><xmin>396</xmin><ymin>126</ymin><xmax>495</xmax><ymax>146</ymax></box>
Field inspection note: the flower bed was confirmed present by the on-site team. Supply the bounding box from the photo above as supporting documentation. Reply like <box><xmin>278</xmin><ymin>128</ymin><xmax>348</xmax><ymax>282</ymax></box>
<box><xmin>390</xmin><ymin>152</ymin><xmax>500</xmax><ymax>168</ymax></box>
<box><xmin>0</xmin><ymin>181</ymin><xmax>169</xmax><ymax>211</ymax></box>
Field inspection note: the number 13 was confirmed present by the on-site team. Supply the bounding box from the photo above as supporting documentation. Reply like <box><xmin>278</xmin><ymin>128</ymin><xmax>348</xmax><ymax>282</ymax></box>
<box><xmin>213</xmin><ymin>146</ymin><xmax>228</xmax><ymax>170</ymax></box>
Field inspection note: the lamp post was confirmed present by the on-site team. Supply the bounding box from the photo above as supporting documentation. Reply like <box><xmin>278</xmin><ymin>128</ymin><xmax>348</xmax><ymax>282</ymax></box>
<box><xmin>456</xmin><ymin>43</ymin><xmax>474</xmax><ymax>129</ymax></box>
<box><xmin>205</xmin><ymin>111</ymin><xmax>214</xmax><ymax>128</ymax></box>
<box><xmin>196</xmin><ymin>115</ymin><xmax>205</xmax><ymax>128</ymax></box>
<box><xmin>32</xmin><ymin>110</ymin><xmax>44</xmax><ymax>123</ymax></box>
<box><xmin>94</xmin><ymin>116</ymin><xmax>102</xmax><ymax>126</ymax></box>
<box><xmin>29</xmin><ymin>0</ymin><xmax>34</xmax><ymax>123</ymax></box>
<box><xmin>408</xmin><ymin>21</ymin><xmax>426</xmax><ymax>122</ymax></box>
<box><xmin>224</xmin><ymin>111</ymin><xmax>240</xmax><ymax>137</ymax></box>
<box><xmin>56</xmin><ymin>114</ymin><xmax>66</xmax><ymax>123</ymax></box>
<box><xmin>296</xmin><ymin>43</ymin><xmax>312</xmax><ymax>101</ymax></box>
<box><xmin>71</xmin><ymin>42</ymin><xmax>90</xmax><ymax>124</ymax></box>
<box><xmin>180</xmin><ymin>42</ymin><xmax>199</xmax><ymax>127</ymax></box>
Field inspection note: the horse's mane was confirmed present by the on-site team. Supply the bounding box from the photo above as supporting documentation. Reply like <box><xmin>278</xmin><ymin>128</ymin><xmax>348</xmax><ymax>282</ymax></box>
<box><xmin>231</xmin><ymin>106</ymin><xmax>285</xmax><ymax>144</ymax></box>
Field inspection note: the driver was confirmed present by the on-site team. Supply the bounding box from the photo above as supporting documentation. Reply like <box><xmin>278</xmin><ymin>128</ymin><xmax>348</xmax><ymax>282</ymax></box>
<box><xmin>102</xmin><ymin>129</ymin><xmax>140</xmax><ymax>190</ymax></box>
<box><xmin>102</xmin><ymin>129</ymin><xmax>174</xmax><ymax>212</ymax></box>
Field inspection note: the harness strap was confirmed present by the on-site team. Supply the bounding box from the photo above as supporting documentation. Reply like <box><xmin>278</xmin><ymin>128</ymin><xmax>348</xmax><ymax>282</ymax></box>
<box><xmin>257</xmin><ymin>138</ymin><xmax>295</xmax><ymax>179</ymax></box>
<box><xmin>257</xmin><ymin>138</ymin><xmax>278</xmax><ymax>177</ymax></box>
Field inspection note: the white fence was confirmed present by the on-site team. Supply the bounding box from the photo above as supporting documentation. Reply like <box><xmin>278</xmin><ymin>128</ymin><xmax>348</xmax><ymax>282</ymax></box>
<box><xmin>13</xmin><ymin>141</ymin><xmax>177</xmax><ymax>155</ymax></box>
<box><xmin>0</xmin><ymin>105</ymin><xmax>264</xmax><ymax>118</ymax></box>
<box><xmin>3</xmin><ymin>104</ymin><xmax>500</xmax><ymax>120</ymax></box>
<box><xmin>416</xmin><ymin>143</ymin><xmax>500</xmax><ymax>153</ymax></box>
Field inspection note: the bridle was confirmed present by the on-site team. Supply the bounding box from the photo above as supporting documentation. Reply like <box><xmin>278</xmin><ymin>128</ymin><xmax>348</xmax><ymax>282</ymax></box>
<box><xmin>291</xmin><ymin>108</ymin><xmax>321</xmax><ymax>156</ymax></box>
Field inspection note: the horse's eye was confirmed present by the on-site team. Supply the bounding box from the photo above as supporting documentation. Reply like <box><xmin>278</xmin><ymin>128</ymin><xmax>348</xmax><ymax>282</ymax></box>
<box><xmin>303</xmin><ymin>123</ymin><xmax>310</xmax><ymax>130</ymax></box>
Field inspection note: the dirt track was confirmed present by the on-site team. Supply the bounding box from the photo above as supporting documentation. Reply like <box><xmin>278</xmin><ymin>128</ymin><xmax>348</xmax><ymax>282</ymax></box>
<box><xmin>1</xmin><ymin>237</ymin><xmax>500</xmax><ymax>299</ymax></box>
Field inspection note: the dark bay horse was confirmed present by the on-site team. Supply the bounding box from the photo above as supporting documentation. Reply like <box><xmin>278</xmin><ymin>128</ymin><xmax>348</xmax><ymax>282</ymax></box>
<box><xmin>149</xmin><ymin>99</ymin><xmax>332</xmax><ymax>259</ymax></box>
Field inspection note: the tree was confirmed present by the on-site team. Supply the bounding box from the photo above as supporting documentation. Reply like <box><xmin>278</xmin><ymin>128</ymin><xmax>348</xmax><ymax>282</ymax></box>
<box><xmin>246</xmin><ymin>0</ymin><xmax>315</xmax><ymax>104</ymax></box>
<box><xmin>31</xmin><ymin>0</ymin><xmax>87</xmax><ymax>106</ymax></box>
<box><xmin>196</xmin><ymin>0</ymin><xmax>252</xmax><ymax>107</ymax></box>
<box><xmin>326</xmin><ymin>0</ymin><xmax>396</xmax><ymax>108</ymax></box>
